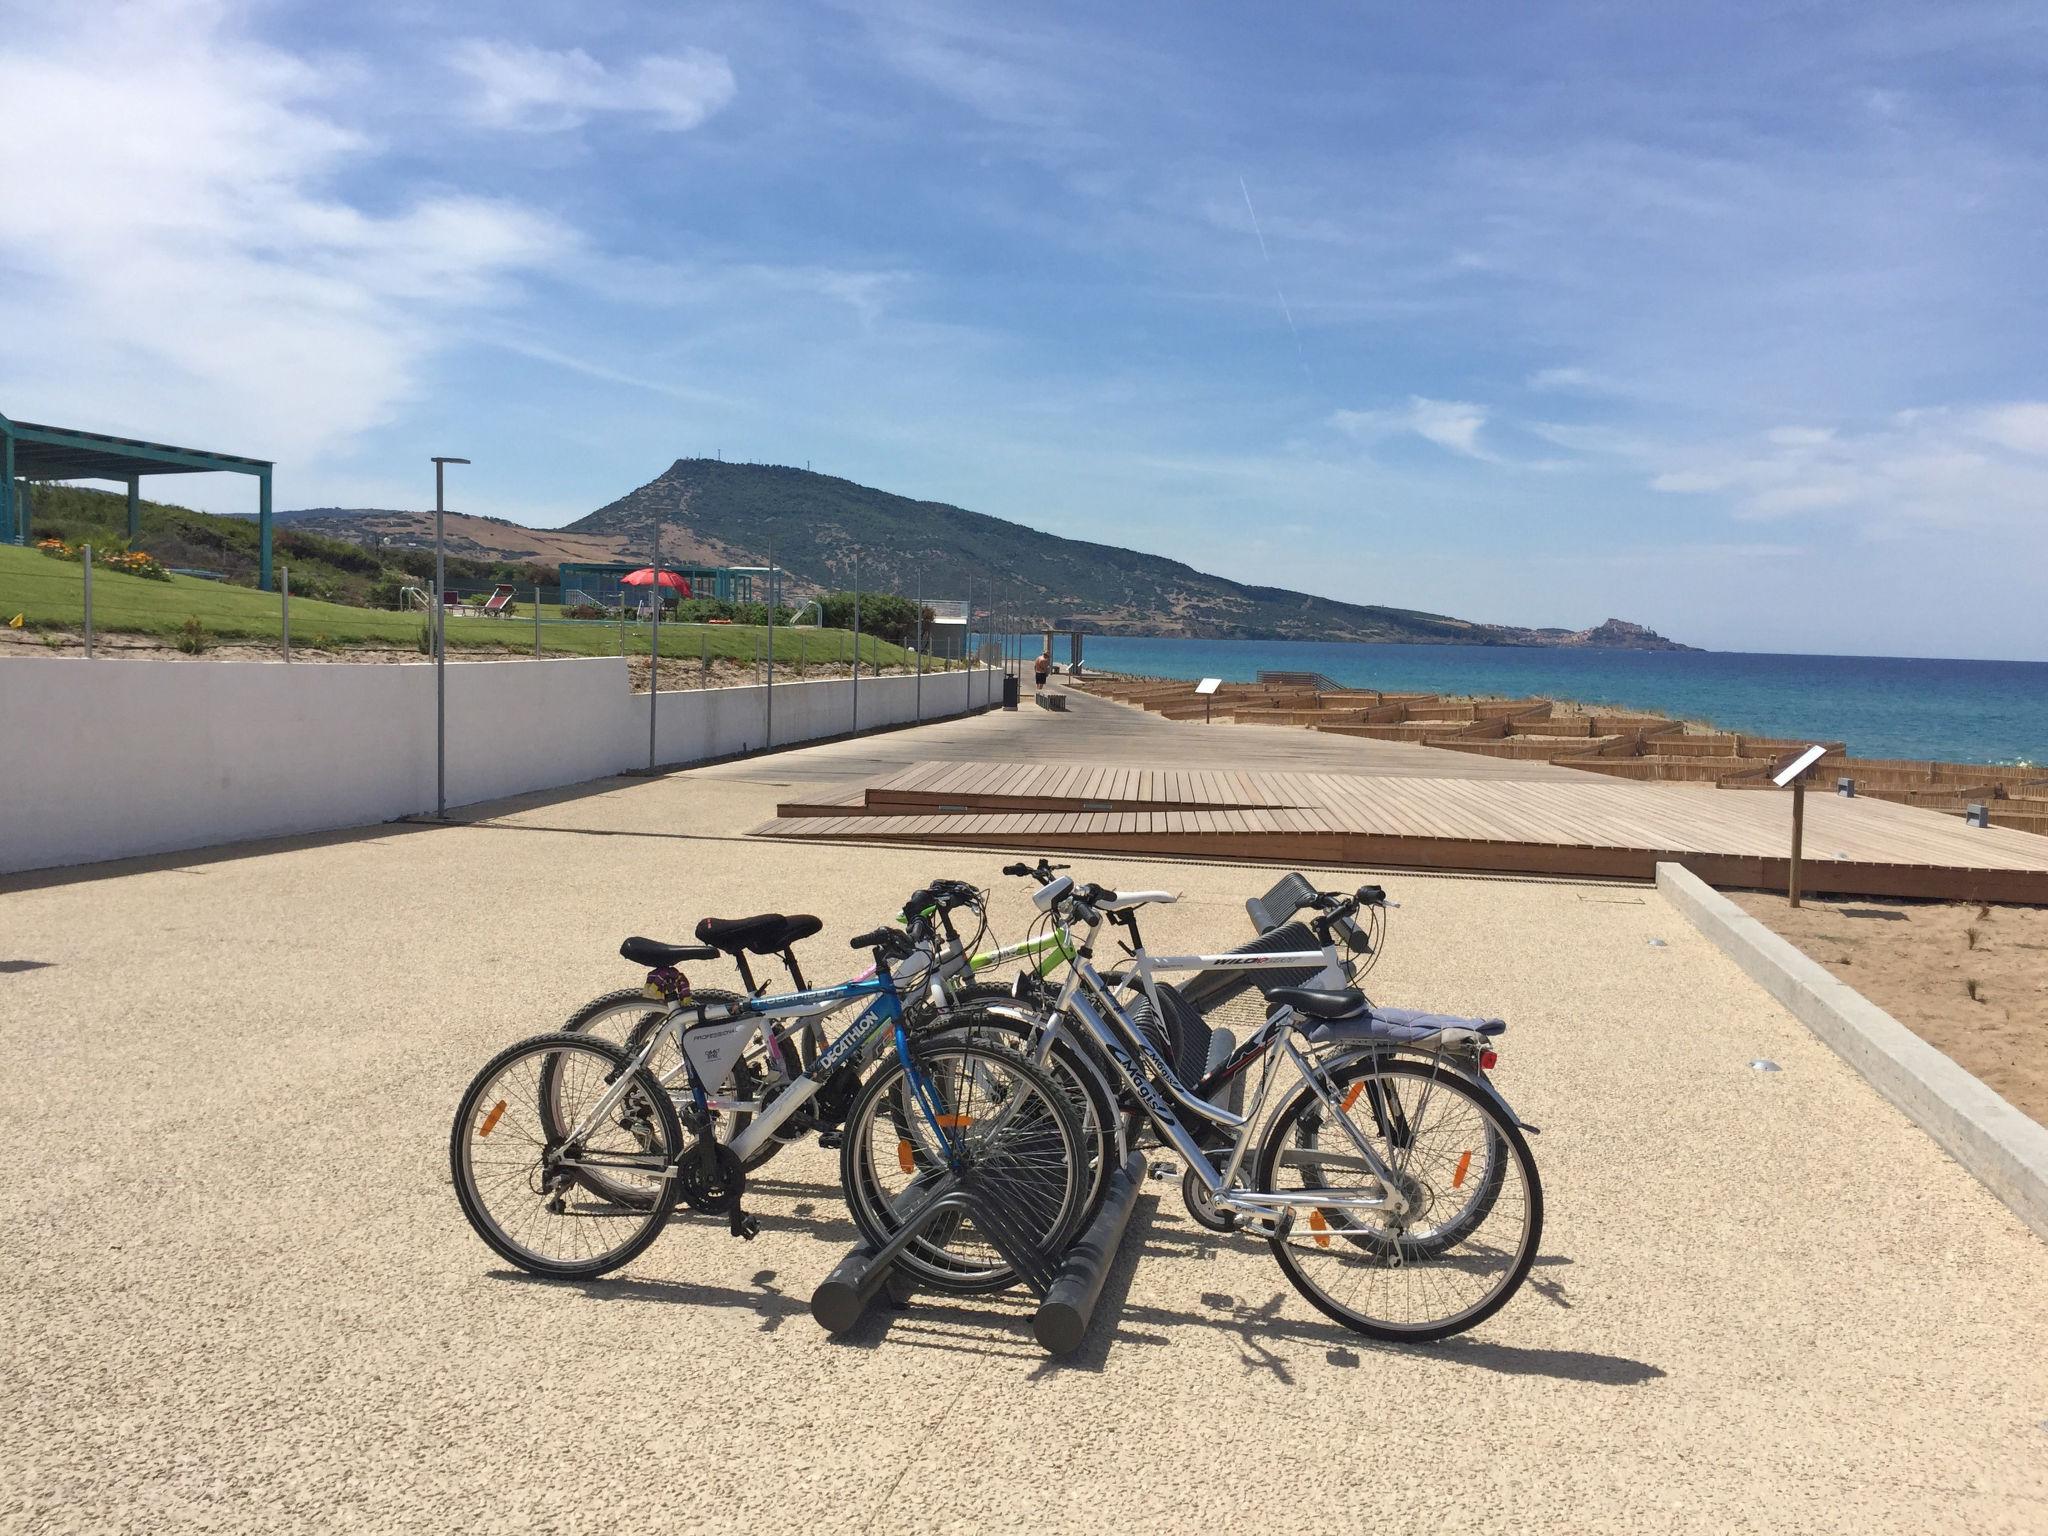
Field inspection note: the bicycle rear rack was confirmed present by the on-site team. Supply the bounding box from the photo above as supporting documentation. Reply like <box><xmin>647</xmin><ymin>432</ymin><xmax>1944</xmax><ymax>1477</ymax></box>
<box><xmin>810</xmin><ymin>1147</ymin><xmax>1147</xmax><ymax>1355</ymax></box>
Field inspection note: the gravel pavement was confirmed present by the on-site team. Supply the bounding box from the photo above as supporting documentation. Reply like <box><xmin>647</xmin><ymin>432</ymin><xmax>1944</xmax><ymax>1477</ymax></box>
<box><xmin>7</xmin><ymin>746</ymin><xmax>2048</xmax><ymax>1534</ymax></box>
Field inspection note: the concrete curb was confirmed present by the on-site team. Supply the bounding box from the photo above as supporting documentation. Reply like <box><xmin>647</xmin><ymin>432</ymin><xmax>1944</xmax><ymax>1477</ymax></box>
<box><xmin>1657</xmin><ymin>862</ymin><xmax>2048</xmax><ymax>1243</ymax></box>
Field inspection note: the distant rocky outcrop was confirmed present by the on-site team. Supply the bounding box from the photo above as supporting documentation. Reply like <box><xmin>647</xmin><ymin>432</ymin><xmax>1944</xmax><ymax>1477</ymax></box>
<box><xmin>1499</xmin><ymin>617</ymin><xmax>1697</xmax><ymax>652</ymax></box>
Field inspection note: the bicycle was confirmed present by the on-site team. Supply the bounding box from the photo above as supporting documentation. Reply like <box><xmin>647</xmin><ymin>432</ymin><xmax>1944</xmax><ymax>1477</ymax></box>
<box><xmin>450</xmin><ymin>903</ymin><xmax>1091</xmax><ymax>1290</ymax></box>
<box><xmin>555</xmin><ymin>886</ymin><xmax>1123</xmax><ymax>1202</ymax></box>
<box><xmin>995</xmin><ymin>861</ymin><xmax>1544</xmax><ymax>1341</ymax></box>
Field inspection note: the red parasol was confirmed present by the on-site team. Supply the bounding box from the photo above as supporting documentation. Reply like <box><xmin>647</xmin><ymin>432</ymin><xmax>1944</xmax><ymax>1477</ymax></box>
<box><xmin>619</xmin><ymin>568</ymin><xmax>691</xmax><ymax>595</ymax></box>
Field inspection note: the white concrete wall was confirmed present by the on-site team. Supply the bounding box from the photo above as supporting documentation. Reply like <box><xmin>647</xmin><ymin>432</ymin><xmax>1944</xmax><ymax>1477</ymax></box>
<box><xmin>0</xmin><ymin>656</ymin><xmax>993</xmax><ymax>874</ymax></box>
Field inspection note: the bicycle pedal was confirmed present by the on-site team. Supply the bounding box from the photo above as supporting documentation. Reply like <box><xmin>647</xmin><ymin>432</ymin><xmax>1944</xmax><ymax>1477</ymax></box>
<box><xmin>729</xmin><ymin>1210</ymin><xmax>761</xmax><ymax>1241</ymax></box>
<box><xmin>1149</xmin><ymin>1161</ymin><xmax>1180</xmax><ymax>1181</ymax></box>
<box><xmin>817</xmin><ymin>1131</ymin><xmax>845</xmax><ymax>1150</ymax></box>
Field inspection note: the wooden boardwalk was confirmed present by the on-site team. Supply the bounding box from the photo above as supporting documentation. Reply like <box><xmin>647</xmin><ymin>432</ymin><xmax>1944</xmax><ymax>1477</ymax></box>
<box><xmin>758</xmin><ymin>758</ymin><xmax>2048</xmax><ymax>904</ymax></box>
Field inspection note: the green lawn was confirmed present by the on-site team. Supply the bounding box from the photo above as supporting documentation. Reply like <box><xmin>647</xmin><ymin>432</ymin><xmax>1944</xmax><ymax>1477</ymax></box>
<box><xmin>0</xmin><ymin>543</ymin><xmax>939</xmax><ymax>668</ymax></box>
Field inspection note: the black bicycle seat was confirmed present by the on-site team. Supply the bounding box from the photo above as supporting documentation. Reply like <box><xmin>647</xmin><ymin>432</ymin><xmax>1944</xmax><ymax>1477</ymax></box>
<box><xmin>694</xmin><ymin>913</ymin><xmax>823</xmax><ymax>955</ymax></box>
<box><xmin>1265</xmin><ymin>986</ymin><xmax>1368</xmax><ymax>1021</ymax></box>
<box><xmin>620</xmin><ymin>937</ymin><xmax>720</xmax><ymax>968</ymax></box>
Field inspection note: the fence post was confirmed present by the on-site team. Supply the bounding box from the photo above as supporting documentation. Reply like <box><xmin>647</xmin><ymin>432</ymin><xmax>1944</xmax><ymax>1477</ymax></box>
<box><xmin>82</xmin><ymin>543</ymin><xmax>93</xmax><ymax>658</ymax></box>
<box><xmin>764</xmin><ymin>563</ymin><xmax>775</xmax><ymax>749</ymax></box>
<box><xmin>281</xmin><ymin>566</ymin><xmax>291</xmax><ymax>662</ymax></box>
<box><xmin>701</xmin><ymin>625</ymin><xmax>709</xmax><ymax>681</ymax></box>
<box><xmin>914</xmin><ymin>569</ymin><xmax>923</xmax><ymax>723</ymax></box>
<box><xmin>534</xmin><ymin>583</ymin><xmax>542</xmax><ymax>659</ymax></box>
<box><xmin>851</xmin><ymin>555</ymin><xmax>861</xmax><ymax>735</ymax></box>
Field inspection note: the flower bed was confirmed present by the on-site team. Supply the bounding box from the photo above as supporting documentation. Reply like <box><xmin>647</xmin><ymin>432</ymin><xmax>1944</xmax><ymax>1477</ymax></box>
<box><xmin>36</xmin><ymin>538</ymin><xmax>172</xmax><ymax>581</ymax></box>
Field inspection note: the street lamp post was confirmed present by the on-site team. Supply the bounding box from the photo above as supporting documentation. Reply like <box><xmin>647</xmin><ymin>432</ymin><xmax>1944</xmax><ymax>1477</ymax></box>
<box><xmin>431</xmin><ymin>456</ymin><xmax>470</xmax><ymax>818</ymax></box>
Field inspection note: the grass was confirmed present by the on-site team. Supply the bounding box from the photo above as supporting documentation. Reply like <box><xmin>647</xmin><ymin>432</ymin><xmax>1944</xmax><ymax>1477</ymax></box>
<box><xmin>0</xmin><ymin>543</ymin><xmax>940</xmax><ymax>668</ymax></box>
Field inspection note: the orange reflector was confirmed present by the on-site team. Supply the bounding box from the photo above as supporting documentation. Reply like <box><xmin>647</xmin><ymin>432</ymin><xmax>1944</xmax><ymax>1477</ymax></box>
<box><xmin>1452</xmin><ymin>1150</ymin><xmax>1473</xmax><ymax>1189</ymax></box>
<box><xmin>1308</xmin><ymin>1210</ymin><xmax>1331</xmax><ymax>1248</ymax></box>
<box><xmin>478</xmin><ymin>1100</ymin><xmax>506</xmax><ymax>1137</ymax></box>
<box><xmin>935</xmin><ymin>1114</ymin><xmax>973</xmax><ymax>1128</ymax></box>
<box><xmin>1340</xmin><ymin>1082</ymin><xmax>1364</xmax><ymax>1112</ymax></box>
<box><xmin>897</xmin><ymin>1139</ymin><xmax>915</xmax><ymax>1174</ymax></box>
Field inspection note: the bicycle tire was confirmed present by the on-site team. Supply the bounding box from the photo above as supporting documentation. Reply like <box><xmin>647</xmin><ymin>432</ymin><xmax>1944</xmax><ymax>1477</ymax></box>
<box><xmin>1254</xmin><ymin>1056</ymin><xmax>1541</xmax><ymax>1342</ymax></box>
<box><xmin>840</xmin><ymin>1041</ymin><xmax>1086</xmax><ymax>1294</ymax></box>
<box><xmin>451</xmin><ymin>1032</ymin><xmax>682</xmax><ymax>1280</ymax></box>
<box><xmin>1280</xmin><ymin>1057</ymin><xmax>1508</xmax><ymax>1256</ymax></box>
<box><xmin>917</xmin><ymin>1004</ymin><xmax>1118</xmax><ymax>1224</ymax></box>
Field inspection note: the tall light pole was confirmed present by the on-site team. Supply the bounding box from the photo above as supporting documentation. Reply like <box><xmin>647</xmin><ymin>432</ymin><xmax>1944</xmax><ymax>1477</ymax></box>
<box><xmin>431</xmin><ymin>456</ymin><xmax>469</xmax><ymax>818</ymax></box>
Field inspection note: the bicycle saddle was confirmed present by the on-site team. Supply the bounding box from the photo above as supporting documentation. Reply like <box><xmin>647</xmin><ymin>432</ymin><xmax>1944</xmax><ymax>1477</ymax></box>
<box><xmin>620</xmin><ymin>937</ymin><xmax>719</xmax><ymax>967</ymax></box>
<box><xmin>1266</xmin><ymin>986</ymin><xmax>1368</xmax><ymax>1020</ymax></box>
<box><xmin>694</xmin><ymin>913</ymin><xmax>823</xmax><ymax>955</ymax></box>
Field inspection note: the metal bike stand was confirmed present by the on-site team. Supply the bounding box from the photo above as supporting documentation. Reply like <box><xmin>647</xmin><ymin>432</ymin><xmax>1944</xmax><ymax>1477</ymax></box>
<box><xmin>1033</xmin><ymin>1148</ymin><xmax>1146</xmax><ymax>1355</ymax></box>
<box><xmin>811</xmin><ymin>1149</ymin><xmax>1150</xmax><ymax>1356</ymax></box>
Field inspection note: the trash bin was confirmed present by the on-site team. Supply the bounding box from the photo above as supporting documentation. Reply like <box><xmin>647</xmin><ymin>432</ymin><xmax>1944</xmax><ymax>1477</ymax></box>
<box><xmin>1002</xmin><ymin>673</ymin><xmax>1021</xmax><ymax>711</ymax></box>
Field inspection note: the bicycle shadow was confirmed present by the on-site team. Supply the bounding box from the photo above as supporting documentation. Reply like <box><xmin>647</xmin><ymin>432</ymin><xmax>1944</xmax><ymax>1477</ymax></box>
<box><xmin>832</xmin><ymin>1196</ymin><xmax>1659</xmax><ymax>1387</ymax></box>
<box><xmin>485</xmin><ymin>1266</ymin><xmax>810</xmax><ymax>1334</ymax></box>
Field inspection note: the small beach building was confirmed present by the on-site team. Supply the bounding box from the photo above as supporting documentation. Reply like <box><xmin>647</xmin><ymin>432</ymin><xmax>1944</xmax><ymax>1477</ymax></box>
<box><xmin>557</xmin><ymin>561</ymin><xmax>759</xmax><ymax>609</ymax></box>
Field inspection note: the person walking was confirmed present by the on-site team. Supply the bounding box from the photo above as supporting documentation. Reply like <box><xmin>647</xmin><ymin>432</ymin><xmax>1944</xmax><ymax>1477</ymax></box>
<box><xmin>1033</xmin><ymin>647</ymin><xmax>1051</xmax><ymax>698</ymax></box>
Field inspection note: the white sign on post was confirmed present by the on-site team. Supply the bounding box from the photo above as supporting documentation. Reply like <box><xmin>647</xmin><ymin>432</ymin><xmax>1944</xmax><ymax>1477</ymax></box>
<box><xmin>1194</xmin><ymin>677</ymin><xmax>1222</xmax><ymax>695</ymax></box>
<box><xmin>1773</xmin><ymin>744</ymin><xmax>1828</xmax><ymax>787</ymax></box>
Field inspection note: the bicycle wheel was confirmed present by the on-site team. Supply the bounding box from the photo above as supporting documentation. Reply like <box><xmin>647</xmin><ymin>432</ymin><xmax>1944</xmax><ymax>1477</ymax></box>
<box><xmin>1254</xmin><ymin>1056</ymin><xmax>1540</xmax><ymax>1341</ymax></box>
<box><xmin>451</xmin><ymin>1032</ymin><xmax>682</xmax><ymax>1279</ymax></box>
<box><xmin>1278</xmin><ymin>1054</ymin><xmax>1507</xmax><ymax>1256</ymax></box>
<box><xmin>840</xmin><ymin>1041</ymin><xmax>1086</xmax><ymax>1294</ymax></box>
<box><xmin>918</xmin><ymin>1005</ymin><xmax>1119</xmax><ymax>1225</ymax></box>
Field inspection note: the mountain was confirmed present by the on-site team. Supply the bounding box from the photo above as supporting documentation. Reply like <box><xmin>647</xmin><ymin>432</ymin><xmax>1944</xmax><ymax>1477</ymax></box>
<box><xmin>560</xmin><ymin>458</ymin><xmax>1695</xmax><ymax>648</ymax></box>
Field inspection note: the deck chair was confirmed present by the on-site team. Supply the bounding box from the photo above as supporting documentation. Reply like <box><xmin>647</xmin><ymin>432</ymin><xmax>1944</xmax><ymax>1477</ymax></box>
<box><xmin>481</xmin><ymin>585</ymin><xmax>516</xmax><ymax>618</ymax></box>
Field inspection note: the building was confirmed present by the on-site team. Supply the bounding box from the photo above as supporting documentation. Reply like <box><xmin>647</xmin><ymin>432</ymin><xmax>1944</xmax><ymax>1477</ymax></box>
<box><xmin>556</xmin><ymin>562</ymin><xmax>760</xmax><ymax>608</ymax></box>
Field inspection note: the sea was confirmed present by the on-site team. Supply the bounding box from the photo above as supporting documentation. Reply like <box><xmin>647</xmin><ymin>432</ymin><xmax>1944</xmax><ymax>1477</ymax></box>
<box><xmin>1076</xmin><ymin>637</ymin><xmax>2047</xmax><ymax>768</ymax></box>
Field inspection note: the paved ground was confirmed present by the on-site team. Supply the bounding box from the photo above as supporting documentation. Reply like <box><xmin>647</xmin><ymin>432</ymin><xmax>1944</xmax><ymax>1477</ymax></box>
<box><xmin>8</xmin><ymin>705</ymin><xmax>2048</xmax><ymax>1534</ymax></box>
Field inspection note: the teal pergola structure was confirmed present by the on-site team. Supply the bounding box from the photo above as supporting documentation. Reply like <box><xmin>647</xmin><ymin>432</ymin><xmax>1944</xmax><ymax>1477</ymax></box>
<box><xmin>1</xmin><ymin>411</ymin><xmax>277</xmax><ymax>589</ymax></box>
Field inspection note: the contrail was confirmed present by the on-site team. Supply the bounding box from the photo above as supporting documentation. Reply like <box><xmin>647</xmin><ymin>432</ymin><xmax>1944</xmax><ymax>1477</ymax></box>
<box><xmin>1239</xmin><ymin>174</ymin><xmax>1313</xmax><ymax>386</ymax></box>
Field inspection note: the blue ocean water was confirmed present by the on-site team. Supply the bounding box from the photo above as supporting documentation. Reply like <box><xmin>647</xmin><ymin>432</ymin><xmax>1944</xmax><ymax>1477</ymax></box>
<box><xmin>1078</xmin><ymin>637</ymin><xmax>2047</xmax><ymax>768</ymax></box>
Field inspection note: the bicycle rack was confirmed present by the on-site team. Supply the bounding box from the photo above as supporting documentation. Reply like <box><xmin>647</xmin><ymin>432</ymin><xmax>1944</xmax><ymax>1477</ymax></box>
<box><xmin>810</xmin><ymin>1148</ymin><xmax>1148</xmax><ymax>1355</ymax></box>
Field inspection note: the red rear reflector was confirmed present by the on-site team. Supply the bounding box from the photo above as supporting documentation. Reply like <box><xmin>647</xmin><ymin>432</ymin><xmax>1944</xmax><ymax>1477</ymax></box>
<box><xmin>1452</xmin><ymin>1150</ymin><xmax>1473</xmax><ymax>1189</ymax></box>
<box><xmin>1479</xmin><ymin>1049</ymin><xmax>1499</xmax><ymax>1070</ymax></box>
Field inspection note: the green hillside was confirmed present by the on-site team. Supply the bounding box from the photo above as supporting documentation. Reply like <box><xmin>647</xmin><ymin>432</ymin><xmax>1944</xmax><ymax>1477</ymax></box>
<box><xmin>12</xmin><ymin>483</ymin><xmax>553</xmax><ymax>606</ymax></box>
<box><xmin>570</xmin><ymin>459</ymin><xmax>1505</xmax><ymax>643</ymax></box>
<box><xmin>0</xmin><ymin>543</ymin><xmax>918</xmax><ymax>668</ymax></box>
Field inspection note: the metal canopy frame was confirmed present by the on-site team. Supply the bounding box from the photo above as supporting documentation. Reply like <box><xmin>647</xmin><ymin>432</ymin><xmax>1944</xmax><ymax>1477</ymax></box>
<box><xmin>1</xmin><ymin>410</ymin><xmax>277</xmax><ymax>588</ymax></box>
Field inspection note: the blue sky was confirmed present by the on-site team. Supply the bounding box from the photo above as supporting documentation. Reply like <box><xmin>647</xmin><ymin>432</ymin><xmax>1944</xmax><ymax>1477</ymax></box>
<box><xmin>3</xmin><ymin>1</ymin><xmax>2046</xmax><ymax>658</ymax></box>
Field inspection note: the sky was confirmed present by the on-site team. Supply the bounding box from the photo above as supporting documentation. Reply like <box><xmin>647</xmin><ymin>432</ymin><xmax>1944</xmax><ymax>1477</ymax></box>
<box><xmin>3</xmin><ymin>0</ymin><xmax>2046</xmax><ymax>659</ymax></box>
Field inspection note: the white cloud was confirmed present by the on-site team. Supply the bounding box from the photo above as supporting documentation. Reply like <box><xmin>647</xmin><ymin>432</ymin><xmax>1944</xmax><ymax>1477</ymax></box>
<box><xmin>1969</xmin><ymin>402</ymin><xmax>2048</xmax><ymax>456</ymax></box>
<box><xmin>1647</xmin><ymin>404</ymin><xmax>2048</xmax><ymax>534</ymax></box>
<box><xmin>1332</xmin><ymin>397</ymin><xmax>1493</xmax><ymax>460</ymax></box>
<box><xmin>451</xmin><ymin>41</ymin><xmax>736</xmax><ymax>133</ymax></box>
<box><xmin>0</xmin><ymin>2</ymin><xmax>567</xmax><ymax>468</ymax></box>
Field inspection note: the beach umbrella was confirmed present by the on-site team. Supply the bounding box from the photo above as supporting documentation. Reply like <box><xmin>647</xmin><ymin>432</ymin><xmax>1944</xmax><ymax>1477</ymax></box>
<box><xmin>620</xmin><ymin>568</ymin><xmax>691</xmax><ymax>595</ymax></box>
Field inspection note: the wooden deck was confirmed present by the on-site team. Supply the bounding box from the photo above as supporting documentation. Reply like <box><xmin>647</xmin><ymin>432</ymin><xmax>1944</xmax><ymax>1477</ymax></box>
<box><xmin>758</xmin><ymin>757</ymin><xmax>2048</xmax><ymax>903</ymax></box>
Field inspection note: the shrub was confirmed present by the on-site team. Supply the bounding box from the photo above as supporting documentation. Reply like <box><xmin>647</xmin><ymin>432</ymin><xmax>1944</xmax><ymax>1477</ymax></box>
<box><xmin>174</xmin><ymin>617</ymin><xmax>210</xmax><ymax>654</ymax></box>
<box><xmin>564</xmin><ymin>603</ymin><xmax>605</xmax><ymax>620</ymax></box>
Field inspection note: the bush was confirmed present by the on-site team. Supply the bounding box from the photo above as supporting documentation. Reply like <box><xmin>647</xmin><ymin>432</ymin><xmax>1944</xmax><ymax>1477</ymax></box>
<box><xmin>818</xmin><ymin>591</ymin><xmax>928</xmax><ymax>645</ymax></box>
<box><xmin>563</xmin><ymin>603</ymin><xmax>605</xmax><ymax>620</ymax></box>
<box><xmin>174</xmin><ymin>617</ymin><xmax>209</xmax><ymax>654</ymax></box>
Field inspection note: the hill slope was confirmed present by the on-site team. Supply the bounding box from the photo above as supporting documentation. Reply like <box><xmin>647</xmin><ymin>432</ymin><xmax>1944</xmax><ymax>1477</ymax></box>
<box><xmin>566</xmin><ymin>459</ymin><xmax>1689</xmax><ymax>647</ymax></box>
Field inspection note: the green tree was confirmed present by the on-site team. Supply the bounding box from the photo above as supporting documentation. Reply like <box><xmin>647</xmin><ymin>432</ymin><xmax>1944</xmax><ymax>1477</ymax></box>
<box><xmin>817</xmin><ymin>591</ymin><xmax>932</xmax><ymax>646</ymax></box>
